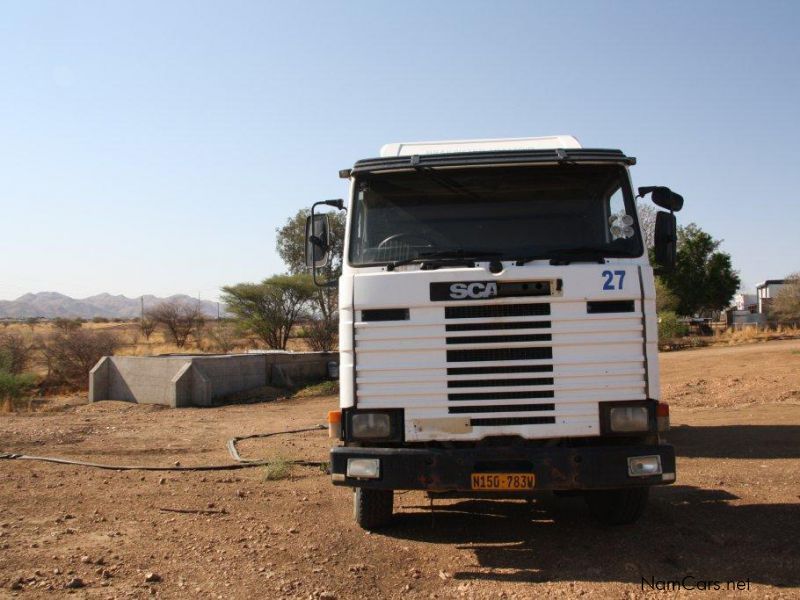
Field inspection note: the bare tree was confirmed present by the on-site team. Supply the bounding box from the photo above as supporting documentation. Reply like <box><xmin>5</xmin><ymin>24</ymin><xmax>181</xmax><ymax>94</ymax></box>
<box><xmin>146</xmin><ymin>300</ymin><xmax>206</xmax><ymax>349</ymax></box>
<box><xmin>41</xmin><ymin>329</ymin><xmax>120</xmax><ymax>389</ymax></box>
<box><xmin>303</xmin><ymin>317</ymin><xmax>338</xmax><ymax>352</ymax></box>
<box><xmin>636</xmin><ymin>201</ymin><xmax>657</xmax><ymax>250</ymax></box>
<box><xmin>769</xmin><ymin>273</ymin><xmax>800</xmax><ymax>325</ymax></box>
<box><xmin>140</xmin><ymin>318</ymin><xmax>157</xmax><ymax>341</ymax></box>
<box><xmin>0</xmin><ymin>332</ymin><xmax>33</xmax><ymax>374</ymax></box>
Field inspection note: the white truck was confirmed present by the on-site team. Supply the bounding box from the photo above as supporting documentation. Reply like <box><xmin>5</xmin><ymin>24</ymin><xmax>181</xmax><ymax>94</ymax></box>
<box><xmin>305</xmin><ymin>136</ymin><xmax>682</xmax><ymax>530</ymax></box>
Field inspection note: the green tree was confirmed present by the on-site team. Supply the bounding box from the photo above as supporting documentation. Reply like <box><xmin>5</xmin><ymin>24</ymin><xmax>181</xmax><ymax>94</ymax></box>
<box><xmin>661</xmin><ymin>223</ymin><xmax>740</xmax><ymax>316</ymax></box>
<box><xmin>276</xmin><ymin>209</ymin><xmax>346</xmax><ymax>276</ymax></box>
<box><xmin>221</xmin><ymin>274</ymin><xmax>316</xmax><ymax>350</ymax></box>
<box><xmin>276</xmin><ymin>209</ymin><xmax>345</xmax><ymax>322</ymax></box>
<box><xmin>654</xmin><ymin>276</ymin><xmax>679</xmax><ymax>313</ymax></box>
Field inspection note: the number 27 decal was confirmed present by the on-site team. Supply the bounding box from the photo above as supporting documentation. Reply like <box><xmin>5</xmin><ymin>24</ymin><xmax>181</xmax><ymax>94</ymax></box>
<box><xmin>602</xmin><ymin>270</ymin><xmax>626</xmax><ymax>290</ymax></box>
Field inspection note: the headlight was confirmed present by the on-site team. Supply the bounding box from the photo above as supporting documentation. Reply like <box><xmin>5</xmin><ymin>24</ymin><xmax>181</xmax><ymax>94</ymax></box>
<box><xmin>351</xmin><ymin>413</ymin><xmax>392</xmax><ymax>439</ymax></box>
<box><xmin>609</xmin><ymin>406</ymin><xmax>650</xmax><ymax>432</ymax></box>
<box><xmin>628</xmin><ymin>455</ymin><xmax>662</xmax><ymax>477</ymax></box>
<box><xmin>347</xmin><ymin>458</ymin><xmax>381</xmax><ymax>479</ymax></box>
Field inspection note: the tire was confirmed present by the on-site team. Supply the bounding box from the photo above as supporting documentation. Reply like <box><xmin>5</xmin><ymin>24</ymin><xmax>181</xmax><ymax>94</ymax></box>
<box><xmin>353</xmin><ymin>488</ymin><xmax>393</xmax><ymax>530</ymax></box>
<box><xmin>585</xmin><ymin>487</ymin><xmax>649</xmax><ymax>525</ymax></box>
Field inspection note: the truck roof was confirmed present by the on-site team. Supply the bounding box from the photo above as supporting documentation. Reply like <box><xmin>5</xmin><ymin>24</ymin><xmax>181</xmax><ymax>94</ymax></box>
<box><xmin>380</xmin><ymin>135</ymin><xmax>582</xmax><ymax>157</ymax></box>
<box><xmin>347</xmin><ymin>141</ymin><xmax>634</xmax><ymax>178</ymax></box>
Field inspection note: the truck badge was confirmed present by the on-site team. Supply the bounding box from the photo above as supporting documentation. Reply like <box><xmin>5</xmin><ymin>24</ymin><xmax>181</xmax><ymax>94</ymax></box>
<box><xmin>448</xmin><ymin>282</ymin><xmax>498</xmax><ymax>300</ymax></box>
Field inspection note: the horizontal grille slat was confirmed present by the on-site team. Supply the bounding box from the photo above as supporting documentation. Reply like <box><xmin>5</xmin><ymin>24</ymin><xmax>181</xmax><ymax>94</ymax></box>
<box><xmin>447</xmin><ymin>347</ymin><xmax>553</xmax><ymax>363</ymax></box>
<box><xmin>448</xmin><ymin>390</ymin><xmax>555</xmax><ymax>401</ymax></box>
<box><xmin>448</xmin><ymin>377</ymin><xmax>554</xmax><ymax>388</ymax></box>
<box><xmin>445</xmin><ymin>321</ymin><xmax>551</xmax><ymax>332</ymax></box>
<box><xmin>446</xmin><ymin>333</ymin><xmax>551</xmax><ymax>345</ymax></box>
<box><xmin>445</xmin><ymin>303</ymin><xmax>550</xmax><ymax>319</ymax></box>
<box><xmin>449</xmin><ymin>403</ymin><xmax>555</xmax><ymax>414</ymax></box>
<box><xmin>471</xmin><ymin>416</ymin><xmax>556</xmax><ymax>426</ymax></box>
<box><xmin>447</xmin><ymin>364</ymin><xmax>554</xmax><ymax>375</ymax></box>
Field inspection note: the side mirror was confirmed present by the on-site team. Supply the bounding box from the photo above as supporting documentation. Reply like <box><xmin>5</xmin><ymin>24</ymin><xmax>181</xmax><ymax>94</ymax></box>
<box><xmin>654</xmin><ymin>211</ymin><xmax>677</xmax><ymax>271</ymax></box>
<box><xmin>638</xmin><ymin>186</ymin><xmax>684</xmax><ymax>212</ymax></box>
<box><xmin>305</xmin><ymin>213</ymin><xmax>330</xmax><ymax>268</ymax></box>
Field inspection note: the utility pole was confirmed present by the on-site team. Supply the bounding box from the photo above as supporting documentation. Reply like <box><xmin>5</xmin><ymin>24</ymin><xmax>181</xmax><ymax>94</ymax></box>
<box><xmin>140</xmin><ymin>296</ymin><xmax>144</xmax><ymax>321</ymax></box>
<box><xmin>217</xmin><ymin>302</ymin><xmax>220</xmax><ymax>320</ymax></box>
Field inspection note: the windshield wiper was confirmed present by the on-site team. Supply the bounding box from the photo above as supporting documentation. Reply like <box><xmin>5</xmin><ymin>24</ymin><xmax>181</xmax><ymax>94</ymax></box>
<box><xmin>386</xmin><ymin>249</ymin><xmax>503</xmax><ymax>271</ymax></box>
<box><xmin>515</xmin><ymin>246</ymin><xmax>625</xmax><ymax>266</ymax></box>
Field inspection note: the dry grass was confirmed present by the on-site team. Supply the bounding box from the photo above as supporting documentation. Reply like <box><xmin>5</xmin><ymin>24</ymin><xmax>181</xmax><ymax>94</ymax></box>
<box><xmin>263</xmin><ymin>457</ymin><xmax>292</xmax><ymax>481</ymax></box>
<box><xmin>661</xmin><ymin>324</ymin><xmax>800</xmax><ymax>351</ymax></box>
<box><xmin>714</xmin><ymin>324</ymin><xmax>800</xmax><ymax>345</ymax></box>
<box><xmin>293</xmin><ymin>380</ymin><xmax>339</xmax><ymax>398</ymax></box>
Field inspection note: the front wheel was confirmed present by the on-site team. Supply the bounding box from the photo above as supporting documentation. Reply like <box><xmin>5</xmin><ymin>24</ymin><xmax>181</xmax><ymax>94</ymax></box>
<box><xmin>353</xmin><ymin>488</ymin><xmax>393</xmax><ymax>530</ymax></box>
<box><xmin>585</xmin><ymin>487</ymin><xmax>649</xmax><ymax>525</ymax></box>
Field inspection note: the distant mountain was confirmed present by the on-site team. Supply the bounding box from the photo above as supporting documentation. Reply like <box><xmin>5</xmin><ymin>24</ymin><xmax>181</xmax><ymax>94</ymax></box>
<box><xmin>0</xmin><ymin>292</ymin><xmax>222</xmax><ymax>319</ymax></box>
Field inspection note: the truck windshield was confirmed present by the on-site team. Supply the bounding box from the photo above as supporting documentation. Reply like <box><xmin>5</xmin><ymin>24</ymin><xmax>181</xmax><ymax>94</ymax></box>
<box><xmin>348</xmin><ymin>164</ymin><xmax>644</xmax><ymax>266</ymax></box>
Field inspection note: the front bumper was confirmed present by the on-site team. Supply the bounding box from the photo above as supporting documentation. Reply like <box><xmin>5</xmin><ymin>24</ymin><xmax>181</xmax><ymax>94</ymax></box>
<box><xmin>331</xmin><ymin>443</ymin><xmax>675</xmax><ymax>491</ymax></box>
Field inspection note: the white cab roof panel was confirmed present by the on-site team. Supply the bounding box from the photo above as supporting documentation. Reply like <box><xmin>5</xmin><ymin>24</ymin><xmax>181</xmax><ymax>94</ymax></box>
<box><xmin>380</xmin><ymin>135</ymin><xmax>582</xmax><ymax>157</ymax></box>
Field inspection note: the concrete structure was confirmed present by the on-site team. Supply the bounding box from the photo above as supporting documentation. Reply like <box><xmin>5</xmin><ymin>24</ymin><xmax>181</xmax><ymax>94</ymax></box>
<box><xmin>89</xmin><ymin>352</ymin><xmax>337</xmax><ymax>407</ymax></box>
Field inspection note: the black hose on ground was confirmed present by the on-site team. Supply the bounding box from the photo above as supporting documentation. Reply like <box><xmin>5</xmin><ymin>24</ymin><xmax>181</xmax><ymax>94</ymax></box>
<box><xmin>0</xmin><ymin>425</ymin><xmax>328</xmax><ymax>471</ymax></box>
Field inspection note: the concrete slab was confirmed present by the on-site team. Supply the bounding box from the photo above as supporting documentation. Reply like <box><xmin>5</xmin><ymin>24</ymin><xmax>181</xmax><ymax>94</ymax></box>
<box><xmin>89</xmin><ymin>352</ymin><xmax>337</xmax><ymax>407</ymax></box>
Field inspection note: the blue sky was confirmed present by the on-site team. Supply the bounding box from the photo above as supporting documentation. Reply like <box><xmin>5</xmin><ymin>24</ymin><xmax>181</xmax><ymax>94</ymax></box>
<box><xmin>1</xmin><ymin>1</ymin><xmax>798</xmax><ymax>300</ymax></box>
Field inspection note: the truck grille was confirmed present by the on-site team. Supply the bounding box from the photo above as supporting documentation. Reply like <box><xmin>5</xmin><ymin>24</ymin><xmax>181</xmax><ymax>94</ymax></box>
<box><xmin>444</xmin><ymin>305</ymin><xmax>554</xmax><ymax>419</ymax></box>
<box><xmin>354</xmin><ymin>295</ymin><xmax>647</xmax><ymax>441</ymax></box>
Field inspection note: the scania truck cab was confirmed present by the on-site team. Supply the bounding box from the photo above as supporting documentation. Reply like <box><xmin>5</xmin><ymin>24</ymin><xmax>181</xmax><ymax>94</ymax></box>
<box><xmin>306</xmin><ymin>136</ymin><xmax>683</xmax><ymax>530</ymax></box>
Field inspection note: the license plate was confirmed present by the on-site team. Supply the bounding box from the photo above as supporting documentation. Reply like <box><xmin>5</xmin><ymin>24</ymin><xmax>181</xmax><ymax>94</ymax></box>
<box><xmin>471</xmin><ymin>473</ymin><xmax>535</xmax><ymax>491</ymax></box>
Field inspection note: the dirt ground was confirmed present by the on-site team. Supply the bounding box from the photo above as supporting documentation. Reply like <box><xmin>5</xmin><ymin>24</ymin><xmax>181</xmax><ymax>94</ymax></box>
<box><xmin>1</xmin><ymin>341</ymin><xmax>799</xmax><ymax>599</ymax></box>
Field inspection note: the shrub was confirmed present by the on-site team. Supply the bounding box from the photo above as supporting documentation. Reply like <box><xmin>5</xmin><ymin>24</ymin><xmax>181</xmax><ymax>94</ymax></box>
<box><xmin>52</xmin><ymin>317</ymin><xmax>82</xmax><ymax>332</ymax></box>
<box><xmin>0</xmin><ymin>370</ymin><xmax>37</xmax><ymax>412</ymax></box>
<box><xmin>92</xmin><ymin>316</ymin><xmax>110</xmax><ymax>324</ymax></box>
<box><xmin>304</xmin><ymin>318</ymin><xmax>338</xmax><ymax>352</ymax></box>
<box><xmin>207</xmin><ymin>322</ymin><xmax>239</xmax><ymax>353</ymax></box>
<box><xmin>41</xmin><ymin>329</ymin><xmax>121</xmax><ymax>389</ymax></box>
<box><xmin>0</xmin><ymin>332</ymin><xmax>33</xmax><ymax>374</ymax></box>
<box><xmin>263</xmin><ymin>457</ymin><xmax>292</xmax><ymax>481</ymax></box>
<box><xmin>658</xmin><ymin>311</ymin><xmax>689</xmax><ymax>340</ymax></box>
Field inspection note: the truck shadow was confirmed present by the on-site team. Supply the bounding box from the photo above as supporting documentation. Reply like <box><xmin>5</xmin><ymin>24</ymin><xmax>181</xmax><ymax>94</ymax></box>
<box><xmin>387</xmin><ymin>486</ymin><xmax>799</xmax><ymax>588</ymax></box>
<box><xmin>668</xmin><ymin>424</ymin><xmax>800</xmax><ymax>459</ymax></box>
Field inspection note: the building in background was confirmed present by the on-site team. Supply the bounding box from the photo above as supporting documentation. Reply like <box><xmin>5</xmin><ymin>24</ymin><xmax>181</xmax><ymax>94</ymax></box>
<box><xmin>734</xmin><ymin>293</ymin><xmax>757</xmax><ymax>312</ymax></box>
<box><xmin>756</xmin><ymin>280</ymin><xmax>786</xmax><ymax>315</ymax></box>
<box><xmin>726</xmin><ymin>280</ymin><xmax>786</xmax><ymax>328</ymax></box>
